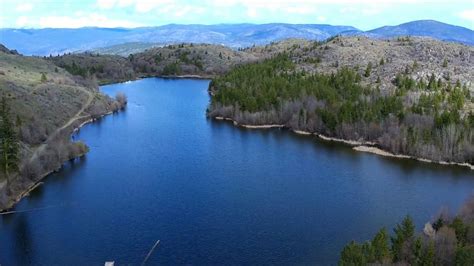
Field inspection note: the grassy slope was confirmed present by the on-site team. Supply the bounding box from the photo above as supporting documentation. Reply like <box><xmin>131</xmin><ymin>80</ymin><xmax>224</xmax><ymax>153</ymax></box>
<box><xmin>0</xmin><ymin>48</ymin><xmax>122</xmax><ymax>210</ymax></box>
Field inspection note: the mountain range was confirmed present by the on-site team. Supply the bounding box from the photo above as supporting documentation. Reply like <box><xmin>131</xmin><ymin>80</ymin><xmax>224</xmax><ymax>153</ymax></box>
<box><xmin>0</xmin><ymin>20</ymin><xmax>472</xmax><ymax>56</ymax></box>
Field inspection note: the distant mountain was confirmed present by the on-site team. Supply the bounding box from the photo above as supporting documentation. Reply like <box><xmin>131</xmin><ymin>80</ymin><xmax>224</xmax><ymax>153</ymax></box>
<box><xmin>0</xmin><ymin>27</ymin><xmax>137</xmax><ymax>56</ymax></box>
<box><xmin>0</xmin><ymin>20</ymin><xmax>472</xmax><ymax>56</ymax></box>
<box><xmin>92</xmin><ymin>42</ymin><xmax>163</xmax><ymax>57</ymax></box>
<box><xmin>0</xmin><ymin>24</ymin><xmax>358</xmax><ymax>55</ymax></box>
<box><xmin>368</xmin><ymin>20</ymin><xmax>474</xmax><ymax>45</ymax></box>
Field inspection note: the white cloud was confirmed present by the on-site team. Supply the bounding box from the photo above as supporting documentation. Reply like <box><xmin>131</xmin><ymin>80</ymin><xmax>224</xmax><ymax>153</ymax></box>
<box><xmin>362</xmin><ymin>7</ymin><xmax>382</xmax><ymax>15</ymax></box>
<box><xmin>317</xmin><ymin>15</ymin><xmax>326</xmax><ymax>22</ymax></box>
<box><xmin>96</xmin><ymin>0</ymin><xmax>173</xmax><ymax>12</ymax></box>
<box><xmin>247</xmin><ymin>7</ymin><xmax>258</xmax><ymax>18</ymax></box>
<box><xmin>287</xmin><ymin>6</ymin><xmax>317</xmax><ymax>15</ymax></box>
<box><xmin>96</xmin><ymin>0</ymin><xmax>117</xmax><ymax>9</ymax></box>
<box><xmin>206</xmin><ymin>0</ymin><xmax>435</xmax><ymax>6</ymax></box>
<box><xmin>16</xmin><ymin>3</ymin><xmax>33</xmax><ymax>12</ymax></box>
<box><xmin>117</xmin><ymin>0</ymin><xmax>135</xmax><ymax>7</ymax></box>
<box><xmin>16</xmin><ymin>16</ymin><xmax>29</xmax><ymax>27</ymax></box>
<box><xmin>458</xmin><ymin>9</ymin><xmax>474</xmax><ymax>22</ymax></box>
<box><xmin>172</xmin><ymin>5</ymin><xmax>205</xmax><ymax>17</ymax></box>
<box><xmin>135</xmin><ymin>0</ymin><xmax>173</xmax><ymax>13</ymax></box>
<box><xmin>38</xmin><ymin>13</ymin><xmax>143</xmax><ymax>28</ymax></box>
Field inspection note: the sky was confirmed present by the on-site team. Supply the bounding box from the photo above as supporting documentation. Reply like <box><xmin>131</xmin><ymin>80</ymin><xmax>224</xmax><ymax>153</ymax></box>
<box><xmin>0</xmin><ymin>0</ymin><xmax>473</xmax><ymax>30</ymax></box>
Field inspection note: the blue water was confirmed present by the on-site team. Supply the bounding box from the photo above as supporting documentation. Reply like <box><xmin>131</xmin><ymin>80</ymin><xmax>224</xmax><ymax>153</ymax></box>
<box><xmin>1</xmin><ymin>78</ymin><xmax>473</xmax><ymax>265</ymax></box>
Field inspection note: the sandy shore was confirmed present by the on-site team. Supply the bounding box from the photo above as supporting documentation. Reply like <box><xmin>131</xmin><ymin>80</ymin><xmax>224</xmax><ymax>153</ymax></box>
<box><xmin>353</xmin><ymin>146</ymin><xmax>411</xmax><ymax>159</ymax></box>
<box><xmin>212</xmin><ymin>116</ymin><xmax>473</xmax><ymax>171</ymax></box>
<box><xmin>214</xmin><ymin>116</ymin><xmax>233</xmax><ymax>121</ymax></box>
<box><xmin>354</xmin><ymin>145</ymin><xmax>474</xmax><ymax>170</ymax></box>
<box><xmin>240</xmin><ymin>124</ymin><xmax>285</xmax><ymax>129</ymax></box>
<box><xmin>292</xmin><ymin>130</ymin><xmax>312</xmax><ymax>135</ymax></box>
<box><xmin>316</xmin><ymin>134</ymin><xmax>376</xmax><ymax>146</ymax></box>
<box><xmin>158</xmin><ymin>74</ymin><xmax>212</xmax><ymax>79</ymax></box>
<box><xmin>214</xmin><ymin>116</ymin><xmax>284</xmax><ymax>129</ymax></box>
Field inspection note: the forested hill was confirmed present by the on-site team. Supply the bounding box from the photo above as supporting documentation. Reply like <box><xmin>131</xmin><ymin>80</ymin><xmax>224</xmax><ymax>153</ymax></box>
<box><xmin>40</xmin><ymin>36</ymin><xmax>474</xmax><ymax>165</ymax></box>
<box><xmin>0</xmin><ymin>46</ymin><xmax>126</xmax><ymax>210</ymax></box>
<box><xmin>208</xmin><ymin>36</ymin><xmax>474</xmax><ymax>165</ymax></box>
<box><xmin>48</xmin><ymin>43</ymin><xmax>260</xmax><ymax>83</ymax></box>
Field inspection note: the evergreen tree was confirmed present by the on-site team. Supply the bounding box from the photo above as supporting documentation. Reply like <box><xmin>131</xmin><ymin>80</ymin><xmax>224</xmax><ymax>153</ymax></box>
<box><xmin>41</xmin><ymin>72</ymin><xmax>47</xmax><ymax>82</ymax></box>
<box><xmin>339</xmin><ymin>241</ymin><xmax>366</xmax><ymax>265</ymax></box>
<box><xmin>371</xmin><ymin>228</ymin><xmax>390</xmax><ymax>262</ymax></box>
<box><xmin>421</xmin><ymin>241</ymin><xmax>435</xmax><ymax>265</ymax></box>
<box><xmin>364</xmin><ymin>62</ymin><xmax>372</xmax><ymax>77</ymax></box>
<box><xmin>391</xmin><ymin>215</ymin><xmax>415</xmax><ymax>261</ymax></box>
<box><xmin>433</xmin><ymin>217</ymin><xmax>445</xmax><ymax>231</ymax></box>
<box><xmin>412</xmin><ymin>236</ymin><xmax>423</xmax><ymax>264</ymax></box>
<box><xmin>455</xmin><ymin>245</ymin><xmax>474</xmax><ymax>265</ymax></box>
<box><xmin>450</xmin><ymin>217</ymin><xmax>467</xmax><ymax>244</ymax></box>
<box><xmin>0</xmin><ymin>97</ymin><xmax>19</xmax><ymax>183</ymax></box>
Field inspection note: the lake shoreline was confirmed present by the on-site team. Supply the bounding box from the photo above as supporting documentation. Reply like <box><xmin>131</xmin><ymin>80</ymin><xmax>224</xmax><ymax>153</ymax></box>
<box><xmin>213</xmin><ymin>116</ymin><xmax>474</xmax><ymax>171</ymax></box>
<box><xmin>0</xmin><ymin>110</ymin><xmax>118</xmax><ymax>212</ymax></box>
<box><xmin>99</xmin><ymin>75</ymin><xmax>212</xmax><ymax>86</ymax></box>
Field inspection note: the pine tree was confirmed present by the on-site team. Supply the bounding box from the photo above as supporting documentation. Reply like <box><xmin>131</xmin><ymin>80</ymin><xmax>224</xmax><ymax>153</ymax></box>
<box><xmin>443</xmin><ymin>58</ymin><xmax>448</xmax><ymax>68</ymax></box>
<box><xmin>41</xmin><ymin>72</ymin><xmax>47</xmax><ymax>82</ymax></box>
<box><xmin>433</xmin><ymin>217</ymin><xmax>444</xmax><ymax>231</ymax></box>
<box><xmin>391</xmin><ymin>215</ymin><xmax>415</xmax><ymax>261</ymax></box>
<box><xmin>421</xmin><ymin>241</ymin><xmax>435</xmax><ymax>265</ymax></box>
<box><xmin>364</xmin><ymin>62</ymin><xmax>372</xmax><ymax>77</ymax></box>
<box><xmin>339</xmin><ymin>241</ymin><xmax>367</xmax><ymax>265</ymax></box>
<box><xmin>0</xmin><ymin>97</ymin><xmax>19</xmax><ymax>184</ymax></box>
<box><xmin>412</xmin><ymin>236</ymin><xmax>423</xmax><ymax>264</ymax></box>
<box><xmin>372</xmin><ymin>228</ymin><xmax>390</xmax><ymax>262</ymax></box>
<box><xmin>455</xmin><ymin>245</ymin><xmax>474</xmax><ymax>265</ymax></box>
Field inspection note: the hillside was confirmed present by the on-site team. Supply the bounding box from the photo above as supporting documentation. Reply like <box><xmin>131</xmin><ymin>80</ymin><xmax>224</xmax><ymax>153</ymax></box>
<box><xmin>48</xmin><ymin>52</ymin><xmax>136</xmax><ymax>85</ymax></box>
<box><xmin>48</xmin><ymin>43</ymin><xmax>261</xmax><ymax>82</ymax></box>
<box><xmin>0</xmin><ymin>45</ymin><xmax>126</xmax><ymax>210</ymax></box>
<box><xmin>208</xmin><ymin>36</ymin><xmax>474</xmax><ymax>165</ymax></box>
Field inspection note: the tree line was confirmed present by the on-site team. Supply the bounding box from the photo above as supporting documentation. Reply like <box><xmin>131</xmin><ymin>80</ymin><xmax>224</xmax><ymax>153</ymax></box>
<box><xmin>340</xmin><ymin>196</ymin><xmax>474</xmax><ymax>265</ymax></box>
<box><xmin>208</xmin><ymin>53</ymin><xmax>473</xmax><ymax>164</ymax></box>
<box><xmin>0</xmin><ymin>98</ymin><xmax>20</xmax><ymax>184</ymax></box>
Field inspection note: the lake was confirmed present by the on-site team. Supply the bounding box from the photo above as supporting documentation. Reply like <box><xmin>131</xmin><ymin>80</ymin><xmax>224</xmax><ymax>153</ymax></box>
<box><xmin>1</xmin><ymin>78</ymin><xmax>473</xmax><ymax>265</ymax></box>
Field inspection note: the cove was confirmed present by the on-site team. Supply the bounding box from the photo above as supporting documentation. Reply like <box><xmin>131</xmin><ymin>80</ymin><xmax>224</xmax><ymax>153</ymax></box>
<box><xmin>1</xmin><ymin>78</ymin><xmax>473</xmax><ymax>265</ymax></box>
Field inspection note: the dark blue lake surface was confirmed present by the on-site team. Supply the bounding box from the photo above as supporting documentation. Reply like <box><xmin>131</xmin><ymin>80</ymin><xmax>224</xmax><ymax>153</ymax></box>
<box><xmin>1</xmin><ymin>78</ymin><xmax>473</xmax><ymax>265</ymax></box>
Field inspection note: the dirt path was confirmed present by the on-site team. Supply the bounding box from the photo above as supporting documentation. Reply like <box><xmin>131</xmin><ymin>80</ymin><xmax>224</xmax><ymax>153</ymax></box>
<box><xmin>29</xmin><ymin>88</ymin><xmax>94</xmax><ymax>163</ymax></box>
